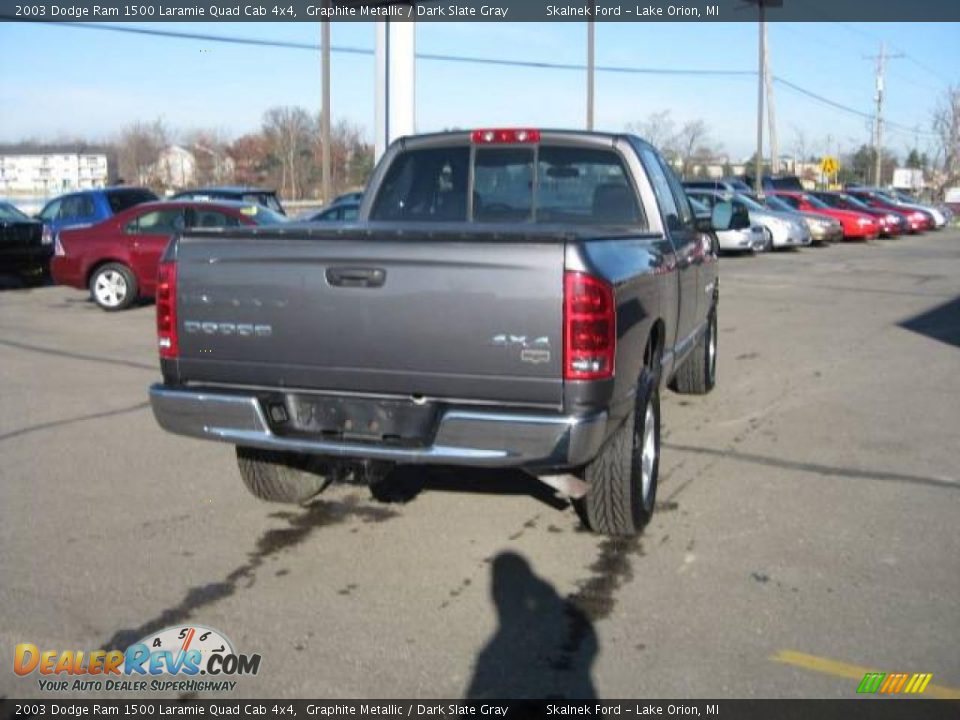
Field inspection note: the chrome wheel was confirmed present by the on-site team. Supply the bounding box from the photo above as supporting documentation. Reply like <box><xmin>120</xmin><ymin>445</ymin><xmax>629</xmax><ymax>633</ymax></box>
<box><xmin>638</xmin><ymin>400</ymin><xmax>656</xmax><ymax>511</ymax></box>
<box><xmin>93</xmin><ymin>270</ymin><xmax>127</xmax><ymax>308</ymax></box>
<box><xmin>707</xmin><ymin>315</ymin><xmax>717</xmax><ymax>385</ymax></box>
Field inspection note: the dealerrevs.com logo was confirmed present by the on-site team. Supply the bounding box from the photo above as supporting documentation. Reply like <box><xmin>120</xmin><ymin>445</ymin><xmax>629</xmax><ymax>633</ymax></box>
<box><xmin>14</xmin><ymin>625</ymin><xmax>261</xmax><ymax>693</ymax></box>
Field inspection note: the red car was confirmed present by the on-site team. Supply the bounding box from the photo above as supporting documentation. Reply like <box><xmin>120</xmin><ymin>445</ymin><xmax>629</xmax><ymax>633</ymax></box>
<box><xmin>51</xmin><ymin>200</ymin><xmax>286</xmax><ymax>310</ymax></box>
<box><xmin>768</xmin><ymin>191</ymin><xmax>879</xmax><ymax>240</ymax></box>
<box><xmin>844</xmin><ymin>190</ymin><xmax>933</xmax><ymax>233</ymax></box>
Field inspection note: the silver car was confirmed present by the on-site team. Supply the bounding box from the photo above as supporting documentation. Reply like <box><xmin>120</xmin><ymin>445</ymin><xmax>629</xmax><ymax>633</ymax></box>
<box><xmin>687</xmin><ymin>189</ymin><xmax>811</xmax><ymax>250</ymax></box>
<box><xmin>760</xmin><ymin>194</ymin><xmax>844</xmax><ymax>244</ymax></box>
<box><xmin>689</xmin><ymin>196</ymin><xmax>765</xmax><ymax>252</ymax></box>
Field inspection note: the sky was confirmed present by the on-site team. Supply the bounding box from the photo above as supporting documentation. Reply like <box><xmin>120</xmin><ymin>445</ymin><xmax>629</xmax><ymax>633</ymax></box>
<box><xmin>0</xmin><ymin>20</ymin><xmax>956</xmax><ymax>161</ymax></box>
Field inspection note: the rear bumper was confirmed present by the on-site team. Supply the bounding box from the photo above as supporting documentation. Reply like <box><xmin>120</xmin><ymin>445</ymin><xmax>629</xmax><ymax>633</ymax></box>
<box><xmin>149</xmin><ymin>385</ymin><xmax>609</xmax><ymax>470</ymax></box>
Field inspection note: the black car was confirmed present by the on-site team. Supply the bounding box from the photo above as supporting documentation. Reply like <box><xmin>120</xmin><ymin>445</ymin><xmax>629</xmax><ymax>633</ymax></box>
<box><xmin>739</xmin><ymin>174</ymin><xmax>806</xmax><ymax>192</ymax></box>
<box><xmin>171</xmin><ymin>187</ymin><xmax>285</xmax><ymax>215</ymax></box>
<box><xmin>0</xmin><ymin>201</ymin><xmax>49</xmax><ymax>281</ymax></box>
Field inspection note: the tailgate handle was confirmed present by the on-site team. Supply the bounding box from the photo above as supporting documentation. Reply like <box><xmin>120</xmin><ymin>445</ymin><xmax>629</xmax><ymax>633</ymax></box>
<box><xmin>326</xmin><ymin>267</ymin><xmax>386</xmax><ymax>288</ymax></box>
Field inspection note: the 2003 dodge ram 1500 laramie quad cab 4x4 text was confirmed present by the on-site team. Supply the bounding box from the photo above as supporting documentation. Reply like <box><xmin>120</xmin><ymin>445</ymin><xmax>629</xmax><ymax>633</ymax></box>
<box><xmin>149</xmin><ymin>129</ymin><xmax>745</xmax><ymax>536</ymax></box>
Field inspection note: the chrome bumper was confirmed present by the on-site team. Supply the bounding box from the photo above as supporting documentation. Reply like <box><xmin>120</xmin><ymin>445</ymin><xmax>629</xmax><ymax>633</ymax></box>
<box><xmin>149</xmin><ymin>385</ymin><xmax>609</xmax><ymax>469</ymax></box>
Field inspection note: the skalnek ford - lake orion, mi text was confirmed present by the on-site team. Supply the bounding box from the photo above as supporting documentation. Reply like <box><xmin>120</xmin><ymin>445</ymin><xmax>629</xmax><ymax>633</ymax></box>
<box><xmin>547</xmin><ymin>4</ymin><xmax>719</xmax><ymax>17</ymax></box>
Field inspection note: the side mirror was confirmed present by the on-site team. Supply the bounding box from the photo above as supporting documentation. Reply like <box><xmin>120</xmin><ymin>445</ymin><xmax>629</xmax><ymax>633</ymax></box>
<box><xmin>710</xmin><ymin>201</ymin><xmax>734</xmax><ymax>231</ymax></box>
<box><xmin>730</xmin><ymin>204</ymin><xmax>751</xmax><ymax>230</ymax></box>
<box><xmin>695</xmin><ymin>215</ymin><xmax>714</xmax><ymax>233</ymax></box>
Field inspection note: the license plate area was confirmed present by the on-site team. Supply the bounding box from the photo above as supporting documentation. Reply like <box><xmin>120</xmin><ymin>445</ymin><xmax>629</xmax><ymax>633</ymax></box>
<box><xmin>271</xmin><ymin>394</ymin><xmax>439</xmax><ymax>445</ymax></box>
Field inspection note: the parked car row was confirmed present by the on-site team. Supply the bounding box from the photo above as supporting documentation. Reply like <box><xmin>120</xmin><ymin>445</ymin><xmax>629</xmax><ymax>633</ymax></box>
<box><xmin>1</xmin><ymin>155</ymin><xmax>952</xmax><ymax>311</ymax></box>
<box><xmin>0</xmin><ymin>183</ymin><xmax>290</xmax><ymax>303</ymax></box>
<box><xmin>681</xmin><ymin>179</ymin><xmax>950</xmax><ymax>256</ymax></box>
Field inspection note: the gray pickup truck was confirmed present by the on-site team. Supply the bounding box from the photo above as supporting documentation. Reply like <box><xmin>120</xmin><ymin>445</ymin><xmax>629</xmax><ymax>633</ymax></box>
<box><xmin>150</xmin><ymin>129</ymin><xmax>741</xmax><ymax>536</ymax></box>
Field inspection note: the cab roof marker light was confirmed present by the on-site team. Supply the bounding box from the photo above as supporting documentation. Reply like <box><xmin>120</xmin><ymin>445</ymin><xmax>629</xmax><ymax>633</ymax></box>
<box><xmin>471</xmin><ymin>128</ymin><xmax>541</xmax><ymax>144</ymax></box>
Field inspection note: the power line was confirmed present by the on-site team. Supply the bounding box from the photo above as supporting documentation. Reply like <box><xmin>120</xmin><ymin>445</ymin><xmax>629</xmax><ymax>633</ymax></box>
<box><xmin>771</xmin><ymin>77</ymin><xmax>873</xmax><ymax>120</ymax></box>
<box><xmin>11</xmin><ymin>19</ymin><xmax>940</xmax><ymax>137</ymax></box>
<box><xmin>15</xmin><ymin>21</ymin><xmax>757</xmax><ymax>76</ymax></box>
<box><xmin>835</xmin><ymin>21</ymin><xmax>955</xmax><ymax>88</ymax></box>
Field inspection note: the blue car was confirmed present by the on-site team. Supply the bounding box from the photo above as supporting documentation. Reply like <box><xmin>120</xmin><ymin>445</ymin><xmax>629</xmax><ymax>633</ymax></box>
<box><xmin>37</xmin><ymin>187</ymin><xmax>158</xmax><ymax>236</ymax></box>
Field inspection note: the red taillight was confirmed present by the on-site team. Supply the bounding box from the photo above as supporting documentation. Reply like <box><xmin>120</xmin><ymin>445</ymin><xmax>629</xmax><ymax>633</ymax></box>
<box><xmin>471</xmin><ymin>128</ymin><xmax>540</xmax><ymax>144</ymax></box>
<box><xmin>564</xmin><ymin>271</ymin><xmax>615</xmax><ymax>381</ymax></box>
<box><xmin>156</xmin><ymin>261</ymin><xmax>178</xmax><ymax>359</ymax></box>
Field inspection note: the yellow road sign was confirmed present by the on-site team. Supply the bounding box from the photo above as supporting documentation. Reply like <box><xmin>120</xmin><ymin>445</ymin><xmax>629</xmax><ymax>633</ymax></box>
<box><xmin>820</xmin><ymin>156</ymin><xmax>839</xmax><ymax>175</ymax></box>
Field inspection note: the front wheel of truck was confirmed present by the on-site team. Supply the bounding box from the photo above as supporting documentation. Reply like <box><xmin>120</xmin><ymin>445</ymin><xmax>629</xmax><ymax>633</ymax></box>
<box><xmin>671</xmin><ymin>309</ymin><xmax>717</xmax><ymax>395</ymax></box>
<box><xmin>236</xmin><ymin>447</ymin><xmax>332</xmax><ymax>504</ymax></box>
<box><xmin>574</xmin><ymin>370</ymin><xmax>660</xmax><ymax>536</ymax></box>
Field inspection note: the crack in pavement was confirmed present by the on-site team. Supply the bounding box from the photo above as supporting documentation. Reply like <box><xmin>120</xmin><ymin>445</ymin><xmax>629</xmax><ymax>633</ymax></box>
<box><xmin>0</xmin><ymin>401</ymin><xmax>150</xmax><ymax>444</ymax></box>
<box><xmin>0</xmin><ymin>338</ymin><xmax>157</xmax><ymax>372</ymax></box>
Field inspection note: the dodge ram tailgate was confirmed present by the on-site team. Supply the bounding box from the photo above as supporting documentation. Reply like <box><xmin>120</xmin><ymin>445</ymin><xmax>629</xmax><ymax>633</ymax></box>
<box><xmin>172</xmin><ymin>227</ymin><xmax>566</xmax><ymax>408</ymax></box>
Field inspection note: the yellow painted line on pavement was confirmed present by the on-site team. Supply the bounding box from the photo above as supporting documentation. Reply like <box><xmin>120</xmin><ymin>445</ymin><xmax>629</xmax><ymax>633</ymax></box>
<box><xmin>771</xmin><ymin>650</ymin><xmax>960</xmax><ymax>700</ymax></box>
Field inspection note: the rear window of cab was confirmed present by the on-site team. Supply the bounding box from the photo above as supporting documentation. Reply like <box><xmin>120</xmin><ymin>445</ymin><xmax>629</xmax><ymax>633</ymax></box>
<box><xmin>370</xmin><ymin>144</ymin><xmax>645</xmax><ymax>227</ymax></box>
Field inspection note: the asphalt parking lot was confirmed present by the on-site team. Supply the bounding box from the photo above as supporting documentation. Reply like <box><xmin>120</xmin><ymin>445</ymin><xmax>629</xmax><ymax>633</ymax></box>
<box><xmin>1</xmin><ymin>231</ymin><xmax>959</xmax><ymax>700</ymax></box>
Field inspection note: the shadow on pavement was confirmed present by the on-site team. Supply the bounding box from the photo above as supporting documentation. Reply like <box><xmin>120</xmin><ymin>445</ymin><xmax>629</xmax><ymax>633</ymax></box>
<box><xmin>898</xmin><ymin>295</ymin><xmax>960</xmax><ymax>349</ymax></box>
<box><xmin>370</xmin><ymin>465</ymin><xmax>569</xmax><ymax>511</ymax></box>
<box><xmin>465</xmin><ymin>552</ymin><xmax>597</xmax><ymax>700</ymax></box>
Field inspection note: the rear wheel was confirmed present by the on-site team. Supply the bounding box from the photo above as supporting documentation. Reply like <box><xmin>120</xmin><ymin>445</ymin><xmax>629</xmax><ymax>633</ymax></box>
<box><xmin>89</xmin><ymin>262</ymin><xmax>137</xmax><ymax>311</ymax></box>
<box><xmin>236</xmin><ymin>447</ymin><xmax>332</xmax><ymax>504</ymax></box>
<box><xmin>762</xmin><ymin>227</ymin><xmax>774</xmax><ymax>251</ymax></box>
<box><xmin>574</xmin><ymin>370</ymin><xmax>660</xmax><ymax>536</ymax></box>
<box><xmin>672</xmin><ymin>309</ymin><xmax>717</xmax><ymax>395</ymax></box>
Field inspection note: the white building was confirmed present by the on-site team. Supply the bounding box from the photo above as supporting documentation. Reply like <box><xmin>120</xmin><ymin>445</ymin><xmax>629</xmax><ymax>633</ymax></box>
<box><xmin>154</xmin><ymin>145</ymin><xmax>197</xmax><ymax>188</ymax></box>
<box><xmin>151</xmin><ymin>144</ymin><xmax>235</xmax><ymax>189</ymax></box>
<box><xmin>0</xmin><ymin>153</ymin><xmax>108</xmax><ymax>194</ymax></box>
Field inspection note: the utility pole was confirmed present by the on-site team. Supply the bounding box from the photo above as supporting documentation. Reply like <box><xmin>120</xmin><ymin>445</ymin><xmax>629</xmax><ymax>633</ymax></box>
<box><xmin>755</xmin><ymin>9</ymin><xmax>765</xmax><ymax>194</ymax></box>
<box><xmin>763</xmin><ymin>28</ymin><xmax>778</xmax><ymax>175</ymax></box>
<box><xmin>865</xmin><ymin>41</ymin><xmax>903</xmax><ymax>187</ymax></box>
<box><xmin>321</xmin><ymin>12</ymin><xmax>331</xmax><ymax>204</ymax></box>
<box><xmin>586</xmin><ymin>18</ymin><xmax>595</xmax><ymax>131</ymax></box>
<box><xmin>746</xmin><ymin>0</ymin><xmax>782</xmax><ymax>194</ymax></box>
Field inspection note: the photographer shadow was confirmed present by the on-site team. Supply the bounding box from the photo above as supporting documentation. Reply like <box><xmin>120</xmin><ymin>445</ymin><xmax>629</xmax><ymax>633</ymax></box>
<box><xmin>465</xmin><ymin>552</ymin><xmax>597</xmax><ymax>700</ymax></box>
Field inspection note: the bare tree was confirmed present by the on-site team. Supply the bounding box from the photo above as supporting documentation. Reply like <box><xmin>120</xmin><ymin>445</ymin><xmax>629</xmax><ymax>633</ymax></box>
<box><xmin>115</xmin><ymin>119</ymin><xmax>169</xmax><ymax>186</ymax></box>
<box><xmin>229</xmin><ymin>133</ymin><xmax>272</xmax><ymax>188</ymax></box>
<box><xmin>627</xmin><ymin>110</ymin><xmax>677</xmax><ymax>158</ymax></box>
<box><xmin>932</xmin><ymin>84</ymin><xmax>960</xmax><ymax>194</ymax></box>
<box><xmin>261</xmin><ymin>106</ymin><xmax>316</xmax><ymax>200</ymax></box>
<box><xmin>313</xmin><ymin>119</ymin><xmax>374</xmax><ymax>196</ymax></box>
<box><xmin>791</xmin><ymin>127</ymin><xmax>809</xmax><ymax>173</ymax></box>
<box><xmin>676</xmin><ymin>119</ymin><xmax>709</xmax><ymax>179</ymax></box>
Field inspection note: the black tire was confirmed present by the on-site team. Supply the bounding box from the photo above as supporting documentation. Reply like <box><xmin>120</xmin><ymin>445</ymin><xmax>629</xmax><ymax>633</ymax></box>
<box><xmin>672</xmin><ymin>309</ymin><xmax>717</xmax><ymax>395</ymax></box>
<box><xmin>574</xmin><ymin>370</ymin><xmax>660</xmax><ymax>536</ymax></box>
<box><xmin>236</xmin><ymin>447</ymin><xmax>331</xmax><ymax>504</ymax></box>
<box><xmin>89</xmin><ymin>262</ymin><xmax>138</xmax><ymax>311</ymax></box>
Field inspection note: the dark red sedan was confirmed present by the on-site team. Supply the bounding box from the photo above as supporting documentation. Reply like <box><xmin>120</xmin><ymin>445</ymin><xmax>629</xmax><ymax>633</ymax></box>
<box><xmin>768</xmin><ymin>191</ymin><xmax>880</xmax><ymax>240</ymax></box>
<box><xmin>51</xmin><ymin>200</ymin><xmax>286</xmax><ymax>310</ymax></box>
